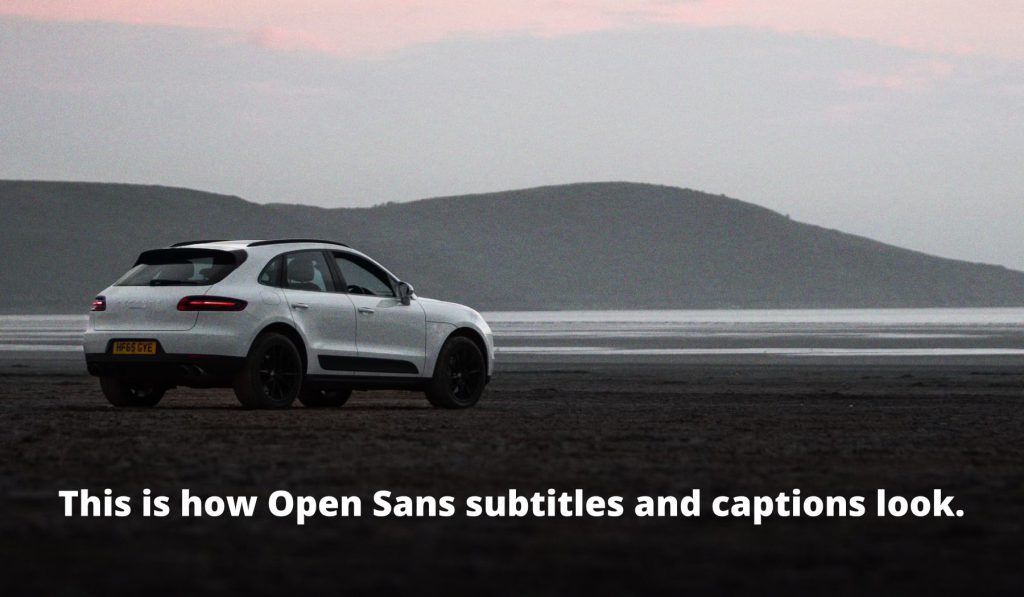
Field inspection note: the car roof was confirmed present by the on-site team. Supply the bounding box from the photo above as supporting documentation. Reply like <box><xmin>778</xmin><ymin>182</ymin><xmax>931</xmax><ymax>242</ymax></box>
<box><xmin>169</xmin><ymin>239</ymin><xmax>349</xmax><ymax>251</ymax></box>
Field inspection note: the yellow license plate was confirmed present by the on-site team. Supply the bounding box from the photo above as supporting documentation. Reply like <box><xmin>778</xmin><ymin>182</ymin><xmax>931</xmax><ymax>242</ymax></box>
<box><xmin>112</xmin><ymin>341</ymin><xmax>157</xmax><ymax>356</ymax></box>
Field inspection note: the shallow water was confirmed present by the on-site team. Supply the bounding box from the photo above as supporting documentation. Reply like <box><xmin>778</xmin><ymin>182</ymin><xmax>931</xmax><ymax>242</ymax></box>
<box><xmin>487</xmin><ymin>309</ymin><xmax>1024</xmax><ymax>358</ymax></box>
<box><xmin>2</xmin><ymin>309</ymin><xmax>1024</xmax><ymax>359</ymax></box>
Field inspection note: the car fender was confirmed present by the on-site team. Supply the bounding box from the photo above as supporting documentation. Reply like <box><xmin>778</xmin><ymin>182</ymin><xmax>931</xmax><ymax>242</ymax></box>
<box><xmin>424</xmin><ymin>321</ymin><xmax>457</xmax><ymax>377</ymax></box>
<box><xmin>418</xmin><ymin>297</ymin><xmax>494</xmax><ymax>377</ymax></box>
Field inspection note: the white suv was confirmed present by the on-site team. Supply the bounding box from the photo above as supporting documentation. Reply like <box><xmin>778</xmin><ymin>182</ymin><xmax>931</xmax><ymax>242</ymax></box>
<box><xmin>84</xmin><ymin>240</ymin><xmax>494</xmax><ymax>409</ymax></box>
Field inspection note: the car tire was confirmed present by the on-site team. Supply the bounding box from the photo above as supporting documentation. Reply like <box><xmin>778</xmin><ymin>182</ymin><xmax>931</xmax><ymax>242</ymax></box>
<box><xmin>99</xmin><ymin>377</ymin><xmax>165</xmax><ymax>407</ymax></box>
<box><xmin>425</xmin><ymin>336</ymin><xmax>486</xmax><ymax>409</ymax></box>
<box><xmin>299</xmin><ymin>387</ymin><xmax>352</xmax><ymax>408</ymax></box>
<box><xmin>233</xmin><ymin>332</ymin><xmax>303</xmax><ymax>409</ymax></box>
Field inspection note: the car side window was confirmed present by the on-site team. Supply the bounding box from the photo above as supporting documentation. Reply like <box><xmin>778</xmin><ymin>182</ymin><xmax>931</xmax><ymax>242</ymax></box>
<box><xmin>258</xmin><ymin>256</ymin><xmax>282</xmax><ymax>287</ymax></box>
<box><xmin>284</xmin><ymin>251</ymin><xmax>331</xmax><ymax>292</ymax></box>
<box><xmin>333</xmin><ymin>253</ymin><xmax>395</xmax><ymax>297</ymax></box>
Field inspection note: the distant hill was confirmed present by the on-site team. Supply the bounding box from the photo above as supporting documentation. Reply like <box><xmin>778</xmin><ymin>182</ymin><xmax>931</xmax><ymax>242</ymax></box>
<box><xmin>2</xmin><ymin>180</ymin><xmax>1023</xmax><ymax>312</ymax></box>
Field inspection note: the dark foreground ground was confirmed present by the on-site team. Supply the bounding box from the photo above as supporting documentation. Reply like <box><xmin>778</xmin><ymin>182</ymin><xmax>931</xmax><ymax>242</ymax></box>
<box><xmin>2</xmin><ymin>363</ymin><xmax>1023</xmax><ymax>595</ymax></box>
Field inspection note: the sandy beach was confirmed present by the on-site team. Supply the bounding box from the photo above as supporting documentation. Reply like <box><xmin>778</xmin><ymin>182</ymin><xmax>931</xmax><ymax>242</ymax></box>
<box><xmin>2</xmin><ymin>360</ymin><xmax>1023</xmax><ymax>594</ymax></box>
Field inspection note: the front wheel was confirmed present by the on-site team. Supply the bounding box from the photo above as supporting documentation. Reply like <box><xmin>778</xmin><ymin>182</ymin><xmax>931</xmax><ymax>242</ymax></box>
<box><xmin>233</xmin><ymin>333</ymin><xmax>303</xmax><ymax>409</ymax></box>
<box><xmin>425</xmin><ymin>336</ymin><xmax>487</xmax><ymax>409</ymax></box>
<box><xmin>99</xmin><ymin>377</ymin><xmax>165</xmax><ymax>407</ymax></box>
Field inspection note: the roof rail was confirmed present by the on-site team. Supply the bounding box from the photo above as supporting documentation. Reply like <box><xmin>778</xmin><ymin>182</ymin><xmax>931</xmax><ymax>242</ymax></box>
<box><xmin>247</xmin><ymin>239</ymin><xmax>350</xmax><ymax>248</ymax></box>
<box><xmin>170</xmin><ymin>239</ymin><xmax>228</xmax><ymax>247</ymax></box>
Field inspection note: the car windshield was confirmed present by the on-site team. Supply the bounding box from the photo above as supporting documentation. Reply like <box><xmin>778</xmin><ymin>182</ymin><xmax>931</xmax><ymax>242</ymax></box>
<box><xmin>117</xmin><ymin>249</ymin><xmax>244</xmax><ymax>287</ymax></box>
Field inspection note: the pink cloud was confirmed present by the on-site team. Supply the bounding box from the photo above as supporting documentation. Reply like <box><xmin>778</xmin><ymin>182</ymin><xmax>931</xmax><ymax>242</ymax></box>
<box><xmin>1</xmin><ymin>0</ymin><xmax>1022</xmax><ymax>60</ymax></box>
<box><xmin>647</xmin><ymin>0</ymin><xmax>1024</xmax><ymax>60</ymax></box>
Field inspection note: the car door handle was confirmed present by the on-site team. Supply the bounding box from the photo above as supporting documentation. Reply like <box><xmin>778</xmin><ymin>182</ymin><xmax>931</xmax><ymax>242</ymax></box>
<box><xmin>357</xmin><ymin>307</ymin><xmax>375</xmax><ymax>315</ymax></box>
<box><xmin>291</xmin><ymin>303</ymin><xmax>310</xmax><ymax>310</ymax></box>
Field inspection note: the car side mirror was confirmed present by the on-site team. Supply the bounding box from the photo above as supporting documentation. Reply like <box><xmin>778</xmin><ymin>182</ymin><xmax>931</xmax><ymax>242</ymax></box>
<box><xmin>397</xmin><ymin>281</ymin><xmax>415</xmax><ymax>305</ymax></box>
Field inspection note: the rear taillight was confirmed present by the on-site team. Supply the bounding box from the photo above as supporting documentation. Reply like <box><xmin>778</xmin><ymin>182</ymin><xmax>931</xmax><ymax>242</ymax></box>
<box><xmin>91</xmin><ymin>296</ymin><xmax>106</xmax><ymax>312</ymax></box>
<box><xmin>176</xmin><ymin>296</ymin><xmax>248</xmax><ymax>311</ymax></box>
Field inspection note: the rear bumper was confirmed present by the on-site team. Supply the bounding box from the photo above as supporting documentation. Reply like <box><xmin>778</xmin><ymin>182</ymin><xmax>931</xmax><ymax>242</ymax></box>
<box><xmin>85</xmin><ymin>353</ymin><xmax>244</xmax><ymax>388</ymax></box>
<box><xmin>83</xmin><ymin>327</ymin><xmax>249</xmax><ymax>358</ymax></box>
<box><xmin>83</xmin><ymin>321</ymin><xmax>252</xmax><ymax>387</ymax></box>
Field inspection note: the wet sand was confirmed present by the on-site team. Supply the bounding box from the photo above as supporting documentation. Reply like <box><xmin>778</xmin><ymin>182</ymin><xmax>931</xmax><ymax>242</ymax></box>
<box><xmin>2</xmin><ymin>361</ymin><xmax>1023</xmax><ymax>594</ymax></box>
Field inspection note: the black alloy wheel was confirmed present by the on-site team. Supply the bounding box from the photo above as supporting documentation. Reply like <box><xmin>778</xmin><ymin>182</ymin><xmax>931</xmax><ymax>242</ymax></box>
<box><xmin>234</xmin><ymin>333</ymin><xmax>303</xmax><ymax>409</ymax></box>
<box><xmin>425</xmin><ymin>336</ymin><xmax>486</xmax><ymax>409</ymax></box>
<box><xmin>259</xmin><ymin>344</ymin><xmax>300</xmax><ymax>403</ymax></box>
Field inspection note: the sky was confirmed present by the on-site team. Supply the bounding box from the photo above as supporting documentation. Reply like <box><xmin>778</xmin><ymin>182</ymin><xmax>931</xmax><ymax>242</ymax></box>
<box><xmin>1</xmin><ymin>1</ymin><xmax>1022</xmax><ymax>269</ymax></box>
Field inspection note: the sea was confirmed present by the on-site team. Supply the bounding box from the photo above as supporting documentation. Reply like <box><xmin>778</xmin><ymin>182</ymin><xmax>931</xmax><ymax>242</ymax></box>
<box><xmin>2</xmin><ymin>309</ymin><xmax>1024</xmax><ymax>371</ymax></box>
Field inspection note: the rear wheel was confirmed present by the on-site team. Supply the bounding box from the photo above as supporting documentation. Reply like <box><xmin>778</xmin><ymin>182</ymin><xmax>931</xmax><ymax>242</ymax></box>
<box><xmin>233</xmin><ymin>333</ymin><xmax>303</xmax><ymax>409</ymax></box>
<box><xmin>299</xmin><ymin>387</ymin><xmax>352</xmax><ymax>408</ymax></box>
<box><xmin>99</xmin><ymin>377</ymin><xmax>165</xmax><ymax>407</ymax></box>
<box><xmin>425</xmin><ymin>336</ymin><xmax>486</xmax><ymax>409</ymax></box>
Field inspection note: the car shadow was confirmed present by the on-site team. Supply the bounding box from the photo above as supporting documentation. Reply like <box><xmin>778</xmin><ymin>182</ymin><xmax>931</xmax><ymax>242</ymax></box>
<box><xmin>62</xmin><ymin>404</ymin><xmax>433</xmax><ymax>412</ymax></box>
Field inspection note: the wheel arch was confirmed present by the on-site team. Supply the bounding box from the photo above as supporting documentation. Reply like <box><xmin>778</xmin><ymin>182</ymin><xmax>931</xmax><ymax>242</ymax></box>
<box><xmin>253</xmin><ymin>322</ymin><xmax>309</xmax><ymax>372</ymax></box>
<box><xmin>446</xmin><ymin>326</ymin><xmax>489</xmax><ymax>373</ymax></box>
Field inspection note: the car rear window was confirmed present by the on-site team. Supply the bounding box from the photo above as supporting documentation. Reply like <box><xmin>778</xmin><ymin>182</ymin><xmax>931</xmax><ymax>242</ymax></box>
<box><xmin>117</xmin><ymin>249</ymin><xmax>247</xmax><ymax>287</ymax></box>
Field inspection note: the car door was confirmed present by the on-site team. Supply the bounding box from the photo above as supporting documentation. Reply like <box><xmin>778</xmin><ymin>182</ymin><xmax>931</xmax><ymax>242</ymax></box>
<box><xmin>278</xmin><ymin>250</ymin><xmax>358</xmax><ymax>375</ymax></box>
<box><xmin>330</xmin><ymin>251</ymin><xmax>426</xmax><ymax>376</ymax></box>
